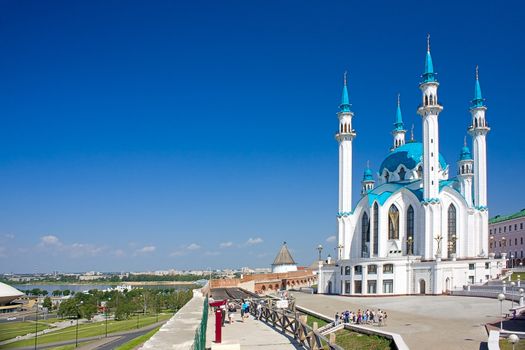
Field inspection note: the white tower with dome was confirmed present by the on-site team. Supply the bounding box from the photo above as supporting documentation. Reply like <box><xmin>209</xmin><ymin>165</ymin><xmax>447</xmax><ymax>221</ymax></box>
<box><xmin>317</xmin><ymin>36</ymin><xmax>504</xmax><ymax>296</ymax></box>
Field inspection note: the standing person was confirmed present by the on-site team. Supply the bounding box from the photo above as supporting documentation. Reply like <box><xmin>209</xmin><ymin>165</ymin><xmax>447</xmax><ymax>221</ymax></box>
<box><xmin>221</xmin><ymin>303</ymin><xmax>227</xmax><ymax>327</ymax></box>
<box><xmin>334</xmin><ymin>312</ymin><xmax>339</xmax><ymax>325</ymax></box>
<box><xmin>228</xmin><ymin>302</ymin><xmax>235</xmax><ymax>324</ymax></box>
<box><xmin>256</xmin><ymin>302</ymin><xmax>262</xmax><ymax>320</ymax></box>
<box><xmin>240</xmin><ymin>299</ymin><xmax>245</xmax><ymax>321</ymax></box>
<box><xmin>244</xmin><ymin>300</ymin><xmax>250</xmax><ymax>318</ymax></box>
<box><xmin>383</xmin><ymin>311</ymin><xmax>388</xmax><ymax>326</ymax></box>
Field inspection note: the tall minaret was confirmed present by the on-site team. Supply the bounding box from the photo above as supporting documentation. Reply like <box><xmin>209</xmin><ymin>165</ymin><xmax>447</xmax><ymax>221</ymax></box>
<box><xmin>336</xmin><ymin>72</ymin><xmax>356</xmax><ymax>215</ymax></box>
<box><xmin>417</xmin><ymin>35</ymin><xmax>443</xmax><ymax>201</ymax></box>
<box><xmin>468</xmin><ymin>66</ymin><xmax>490</xmax><ymax>209</ymax></box>
<box><xmin>391</xmin><ymin>94</ymin><xmax>406</xmax><ymax>150</ymax></box>
<box><xmin>457</xmin><ymin>137</ymin><xmax>474</xmax><ymax>207</ymax></box>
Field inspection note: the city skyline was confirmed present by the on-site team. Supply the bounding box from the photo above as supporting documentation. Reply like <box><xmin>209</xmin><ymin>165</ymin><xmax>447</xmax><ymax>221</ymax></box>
<box><xmin>1</xmin><ymin>0</ymin><xmax>524</xmax><ymax>272</ymax></box>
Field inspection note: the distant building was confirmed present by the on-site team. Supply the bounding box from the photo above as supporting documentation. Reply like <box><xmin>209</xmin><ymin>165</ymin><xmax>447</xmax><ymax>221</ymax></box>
<box><xmin>489</xmin><ymin>209</ymin><xmax>525</xmax><ymax>267</ymax></box>
<box><xmin>271</xmin><ymin>242</ymin><xmax>298</xmax><ymax>273</ymax></box>
<box><xmin>0</xmin><ymin>282</ymin><xmax>24</xmax><ymax>313</ymax></box>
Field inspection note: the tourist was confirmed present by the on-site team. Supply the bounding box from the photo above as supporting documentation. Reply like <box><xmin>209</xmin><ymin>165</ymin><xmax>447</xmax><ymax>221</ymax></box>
<box><xmin>240</xmin><ymin>299</ymin><xmax>245</xmax><ymax>320</ymax></box>
<box><xmin>383</xmin><ymin>311</ymin><xmax>388</xmax><ymax>326</ymax></box>
<box><xmin>334</xmin><ymin>312</ymin><xmax>339</xmax><ymax>325</ymax></box>
<box><xmin>228</xmin><ymin>302</ymin><xmax>236</xmax><ymax>324</ymax></box>
<box><xmin>256</xmin><ymin>302</ymin><xmax>263</xmax><ymax>320</ymax></box>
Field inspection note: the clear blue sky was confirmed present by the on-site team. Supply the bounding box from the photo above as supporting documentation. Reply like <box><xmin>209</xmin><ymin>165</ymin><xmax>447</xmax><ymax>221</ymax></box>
<box><xmin>0</xmin><ymin>0</ymin><xmax>523</xmax><ymax>273</ymax></box>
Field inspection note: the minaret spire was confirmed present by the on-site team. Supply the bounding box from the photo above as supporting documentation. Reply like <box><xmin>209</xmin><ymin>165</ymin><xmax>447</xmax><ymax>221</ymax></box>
<box><xmin>392</xmin><ymin>93</ymin><xmax>406</xmax><ymax>150</ymax></box>
<box><xmin>472</xmin><ymin>65</ymin><xmax>484</xmax><ymax>108</ymax></box>
<box><xmin>423</xmin><ymin>34</ymin><xmax>436</xmax><ymax>83</ymax></box>
<box><xmin>340</xmin><ymin>71</ymin><xmax>351</xmax><ymax>112</ymax></box>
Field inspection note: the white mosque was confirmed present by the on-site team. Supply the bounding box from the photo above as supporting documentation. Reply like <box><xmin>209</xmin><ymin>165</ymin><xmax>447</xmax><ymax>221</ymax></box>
<box><xmin>318</xmin><ymin>37</ymin><xmax>505</xmax><ymax>295</ymax></box>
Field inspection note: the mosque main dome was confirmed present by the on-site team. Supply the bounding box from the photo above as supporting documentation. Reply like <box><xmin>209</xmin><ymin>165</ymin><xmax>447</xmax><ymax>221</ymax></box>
<box><xmin>379</xmin><ymin>142</ymin><xmax>447</xmax><ymax>176</ymax></box>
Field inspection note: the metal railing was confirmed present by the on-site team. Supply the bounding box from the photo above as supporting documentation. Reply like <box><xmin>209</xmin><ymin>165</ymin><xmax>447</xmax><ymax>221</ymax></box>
<box><xmin>191</xmin><ymin>296</ymin><xmax>208</xmax><ymax>350</ymax></box>
<box><xmin>249</xmin><ymin>300</ymin><xmax>343</xmax><ymax>350</ymax></box>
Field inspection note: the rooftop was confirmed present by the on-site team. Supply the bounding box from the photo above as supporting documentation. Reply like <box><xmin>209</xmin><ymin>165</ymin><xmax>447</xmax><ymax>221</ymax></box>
<box><xmin>489</xmin><ymin>209</ymin><xmax>525</xmax><ymax>224</ymax></box>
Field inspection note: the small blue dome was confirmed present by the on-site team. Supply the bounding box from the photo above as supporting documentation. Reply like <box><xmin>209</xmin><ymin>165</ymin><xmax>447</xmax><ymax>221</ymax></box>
<box><xmin>459</xmin><ymin>145</ymin><xmax>473</xmax><ymax>161</ymax></box>
<box><xmin>379</xmin><ymin>142</ymin><xmax>447</xmax><ymax>175</ymax></box>
<box><xmin>363</xmin><ymin>167</ymin><xmax>374</xmax><ymax>181</ymax></box>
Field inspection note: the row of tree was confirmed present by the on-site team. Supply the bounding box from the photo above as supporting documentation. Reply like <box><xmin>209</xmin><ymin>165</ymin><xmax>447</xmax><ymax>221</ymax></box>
<box><xmin>57</xmin><ymin>287</ymin><xmax>194</xmax><ymax>321</ymax></box>
<box><xmin>20</xmin><ymin>288</ymin><xmax>73</xmax><ymax>296</ymax></box>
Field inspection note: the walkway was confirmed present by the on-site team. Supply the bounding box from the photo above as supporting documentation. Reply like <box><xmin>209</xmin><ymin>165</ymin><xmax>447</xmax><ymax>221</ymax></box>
<box><xmin>205</xmin><ymin>311</ymin><xmax>301</xmax><ymax>349</ymax></box>
<box><xmin>292</xmin><ymin>292</ymin><xmax>513</xmax><ymax>350</ymax></box>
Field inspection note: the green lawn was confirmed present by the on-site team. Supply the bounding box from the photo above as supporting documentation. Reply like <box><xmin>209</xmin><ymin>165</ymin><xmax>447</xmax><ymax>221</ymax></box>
<box><xmin>334</xmin><ymin>329</ymin><xmax>393</xmax><ymax>350</ymax></box>
<box><xmin>0</xmin><ymin>321</ymin><xmax>52</xmax><ymax>342</ymax></box>
<box><xmin>45</xmin><ymin>341</ymin><xmax>94</xmax><ymax>350</ymax></box>
<box><xmin>500</xmin><ymin>339</ymin><xmax>525</xmax><ymax>350</ymax></box>
<box><xmin>306</xmin><ymin>315</ymin><xmax>328</xmax><ymax>328</ymax></box>
<box><xmin>114</xmin><ymin>326</ymin><xmax>160</xmax><ymax>350</ymax></box>
<box><xmin>0</xmin><ymin>314</ymin><xmax>171</xmax><ymax>349</ymax></box>
<box><xmin>510</xmin><ymin>273</ymin><xmax>525</xmax><ymax>281</ymax></box>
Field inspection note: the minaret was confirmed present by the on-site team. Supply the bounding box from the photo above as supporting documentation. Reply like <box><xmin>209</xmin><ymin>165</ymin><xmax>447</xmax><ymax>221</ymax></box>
<box><xmin>361</xmin><ymin>161</ymin><xmax>375</xmax><ymax>196</ymax></box>
<box><xmin>457</xmin><ymin>137</ymin><xmax>474</xmax><ymax>207</ymax></box>
<box><xmin>391</xmin><ymin>94</ymin><xmax>406</xmax><ymax>150</ymax></box>
<box><xmin>417</xmin><ymin>35</ymin><xmax>443</xmax><ymax>201</ymax></box>
<box><xmin>468</xmin><ymin>66</ymin><xmax>490</xmax><ymax>209</ymax></box>
<box><xmin>336</xmin><ymin>72</ymin><xmax>356</xmax><ymax>214</ymax></box>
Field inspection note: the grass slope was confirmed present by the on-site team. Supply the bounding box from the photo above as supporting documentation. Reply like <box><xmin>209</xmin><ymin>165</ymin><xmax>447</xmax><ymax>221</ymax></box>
<box><xmin>0</xmin><ymin>321</ymin><xmax>52</xmax><ymax>342</ymax></box>
<box><xmin>114</xmin><ymin>326</ymin><xmax>160</xmax><ymax>350</ymax></box>
<box><xmin>0</xmin><ymin>314</ymin><xmax>171</xmax><ymax>349</ymax></box>
<box><xmin>335</xmin><ymin>329</ymin><xmax>393</xmax><ymax>350</ymax></box>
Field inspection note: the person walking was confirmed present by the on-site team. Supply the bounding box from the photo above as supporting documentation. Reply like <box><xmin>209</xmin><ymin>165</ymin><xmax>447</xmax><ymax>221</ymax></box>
<box><xmin>334</xmin><ymin>312</ymin><xmax>339</xmax><ymax>325</ymax></box>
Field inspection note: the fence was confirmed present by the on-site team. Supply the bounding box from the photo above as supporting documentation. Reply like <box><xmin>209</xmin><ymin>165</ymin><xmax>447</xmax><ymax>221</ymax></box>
<box><xmin>249</xmin><ymin>299</ymin><xmax>343</xmax><ymax>350</ymax></box>
<box><xmin>191</xmin><ymin>296</ymin><xmax>209</xmax><ymax>350</ymax></box>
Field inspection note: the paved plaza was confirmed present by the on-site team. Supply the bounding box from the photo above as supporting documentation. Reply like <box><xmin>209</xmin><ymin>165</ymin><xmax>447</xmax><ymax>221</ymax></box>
<box><xmin>292</xmin><ymin>292</ymin><xmax>514</xmax><ymax>350</ymax></box>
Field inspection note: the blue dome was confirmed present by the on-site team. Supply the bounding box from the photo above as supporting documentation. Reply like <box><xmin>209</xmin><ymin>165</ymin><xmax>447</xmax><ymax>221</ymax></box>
<box><xmin>379</xmin><ymin>142</ymin><xmax>447</xmax><ymax>175</ymax></box>
<box><xmin>459</xmin><ymin>145</ymin><xmax>473</xmax><ymax>161</ymax></box>
<box><xmin>363</xmin><ymin>167</ymin><xmax>374</xmax><ymax>181</ymax></box>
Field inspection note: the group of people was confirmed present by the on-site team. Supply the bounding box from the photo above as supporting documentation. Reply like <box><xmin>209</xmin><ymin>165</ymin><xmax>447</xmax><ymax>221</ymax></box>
<box><xmin>334</xmin><ymin>308</ymin><xmax>388</xmax><ymax>327</ymax></box>
<box><xmin>221</xmin><ymin>299</ymin><xmax>257</xmax><ymax>325</ymax></box>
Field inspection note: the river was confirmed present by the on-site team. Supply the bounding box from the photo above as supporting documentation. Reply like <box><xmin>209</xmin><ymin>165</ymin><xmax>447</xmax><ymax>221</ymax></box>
<box><xmin>12</xmin><ymin>283</ymin><xmax>194</xmax><ymax>294</ymax></box>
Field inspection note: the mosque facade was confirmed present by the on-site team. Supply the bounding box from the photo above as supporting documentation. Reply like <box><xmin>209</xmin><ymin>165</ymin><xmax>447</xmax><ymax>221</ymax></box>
<box><xmin>318</xmin><ymin>37</ymin><xmax>505</xmax><ymax>295</ymax></box>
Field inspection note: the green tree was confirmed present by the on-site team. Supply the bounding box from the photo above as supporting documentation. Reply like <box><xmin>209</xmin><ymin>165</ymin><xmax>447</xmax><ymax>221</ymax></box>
<box><xmin>42</xmin><ymin>296</ymin><xmax>52</xmax><ymax>309</ymax></box>
<box><xmin>52</xmin><ymin>290</ymin><xmax>63</xmax><ymax>296</ymax></box>
<box><xmin>62</xmin><ymin>289</ymin><xmax>71</xmax><ymax>296</ymax></box>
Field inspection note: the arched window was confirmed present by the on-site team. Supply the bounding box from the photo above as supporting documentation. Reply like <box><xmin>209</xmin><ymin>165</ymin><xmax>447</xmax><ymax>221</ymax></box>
<box><xmin>361</xmin><ymin>212</ymin><xmax>370</xmax><ymax>257</ymax></box>
<box><xmin>407</xmin><ymin>205</ymin><xmax>414</xmax><ymax>254</ymax></box>
<box><xmin>474</xmin><ymin>118</ymin><xmax>478</xmax><ymax>128</ymax></box>
<box><xmin>424</xmin><ymin>95</ymin><xmax>428</xmax><ymax>106</ymax></box>
<box><xmin>384</xmin><ymin>172</ymin><xmax>390</xmax><ymax>183</ymax></box>
<box><xmin>344</xmin><ymin>266</ymin><xmax>351</xmax><ymax>275</ymax></box>
<box><xmin>398</xmin><ymin>167</ymin><xmax>406</xmax><ymax>181</ymax></box>
<box><xmin>429</xmin><ymin>94</ymin><xmax>433</xmax><ymax>105</ymax></box>
<box><xmin>373</xmin><ymin>203</ymin><xmax>379</xmax><ymax>255</ymax></box>
<box><xmin>388</xmin><ymin>205</ymin><xmax>399</xmax><ymax>240</ymax></box>
<box><xmin>417</xmin><ymin>166</ymin><xmax>423</xmax><ymax>179</ymax></box>
<box><xmin>447</xmin><ymin>204</ymin><xmax>457</xmax><ymax>258</ymax></box>
<box><xmin>340</xmin><ymin>124</ymin><xmax>343</xmax><ymax>133</ymax></box>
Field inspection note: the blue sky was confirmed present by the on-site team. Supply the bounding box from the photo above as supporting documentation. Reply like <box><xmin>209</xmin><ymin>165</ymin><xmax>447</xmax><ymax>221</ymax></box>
<box><xmin>0</xmin><ymin>0</ymin><xmax>523</xmax><ymax>273</ymax></box>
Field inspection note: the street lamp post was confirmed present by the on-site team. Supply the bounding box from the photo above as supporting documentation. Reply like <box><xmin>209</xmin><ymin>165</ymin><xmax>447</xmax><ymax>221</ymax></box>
<box><xmin>508</xmin><ymin>334</ymin><xmax>519</xmax><ymax>350</ymax></box>
<box><xmin>519</xmin><ymin>288</ymin><xmax>524</xmax><ymax>307</ymax></box>
<box><xmin>498</xmin><ymin>293</ymin><xmax>506</xmax><ymax>330</ymax></box>
<box><xmin>511</xmin><ymin>282</ymin><xmax>516</xmax><ymax>308</ymax></box>
<box><xmin>105</xmin><ymin>297</ymin><xmax>111</xmax><ymax>338</ymax></box>
<box><xmin>75</xmin><ymin>301</ymin><xmax>83</xmax><ymax>348</ymax></box>
<box><xmin>34</xmin><ymin>302</ymin><xmax>38</xmax><ymax>350</ymax></box>
<box><xmin>511</xmin><ymin>255</ymin><xmax>514</xmax><ymax>269</ymax></box>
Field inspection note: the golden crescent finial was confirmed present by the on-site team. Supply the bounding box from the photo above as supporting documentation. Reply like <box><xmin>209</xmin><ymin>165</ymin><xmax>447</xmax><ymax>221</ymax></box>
<box><xmin>475</xmin><ymin>65</ymin><xmax>479</xmax><ymax>80</ymax></box>
<box><xmin>411</xmin><ymin>123</ymin><xmax>415</xmax><ymax>141</ymax></box>
<box><xmin>344</xmin><ymin>70</ymin><xmax>348</xmax><ymax>85</ymax></box>
<box><xmin>397</xmin><ymin>93</ymin><xmax>400</xmax><ymax>106</ymax></box>
<box><xmin>427</xmin><ymin>33</ymin><xmax>430</xmax><ymax>52</ymax></box>
<box><xmin>464</xmin><ymin>136</ymin><xmax>467</xmax><ymax>147</ymax></box>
